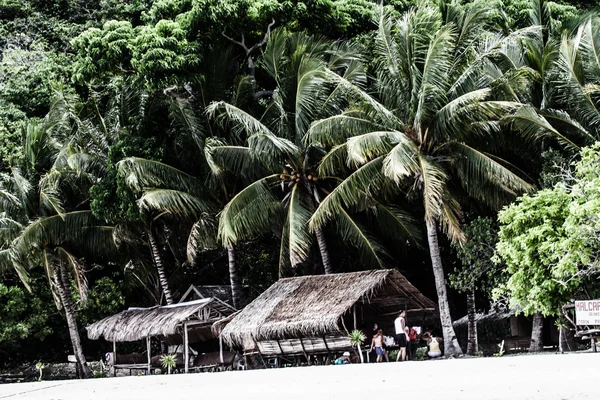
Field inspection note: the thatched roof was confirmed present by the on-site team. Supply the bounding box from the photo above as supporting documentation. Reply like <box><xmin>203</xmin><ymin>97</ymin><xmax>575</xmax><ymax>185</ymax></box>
<box><xmin>453</xmin><ymin>310</ymin><xmax>515</xmax><ymax>330</ymax></box>
<box><xmin>87</xmin><ymin>298</ymin><xmax>235</xmax><ymax>342</ymax></box>
<box><xmin>219</xmin><ymin>269</ymin><xmax>436</xmax><ymax>347</ymax></box>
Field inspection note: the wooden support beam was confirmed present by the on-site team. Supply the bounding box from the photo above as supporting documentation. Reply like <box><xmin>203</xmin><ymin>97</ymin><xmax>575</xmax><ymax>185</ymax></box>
<box><xmin>322</xmin><ymin>336</ymin><xmax>332</xmax><ymax>363</ymax></box>
<box><xmin>184</xmin><ymin>322</ymin><xmax>189</xmax><ymax>373</ymax></box>
<box><xmin>299</xmin><ymin>338</ymin><xmax>311</xmax><ymax>366</ymax></box>
<box><xmin>353</xmin><ymin>305</ymin><xmax>357</xmax><ymax>330</ymax></box>
<box><xmin>113</xmin><ymin>340</ymin><xmax>117</xmax><ymax>377</ymax></box>
<box><xmin>219</xmin><ymin>335</ymin><xmax>224</xmax><ymax>365</ymax></box>
<box><xmin>146</xmin><ymin>336</ymin><xmax>151</xmax><ymax>375</ymax></box>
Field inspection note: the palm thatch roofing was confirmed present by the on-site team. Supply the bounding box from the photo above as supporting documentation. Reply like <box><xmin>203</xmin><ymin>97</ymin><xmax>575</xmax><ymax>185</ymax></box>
<box><xmin>218</xmin><ymin>269</ymin><xmax>436</xmax><ymax>347</ymax></box>
<box><xmin>453</xmin><ymin>310</ymin><xmax>515</xmax><ymax>330</ymax></box>
<box><xmin>87</xmin><ymin>298</ymin><xmax>235</xmax><ymax>343</ymax></box>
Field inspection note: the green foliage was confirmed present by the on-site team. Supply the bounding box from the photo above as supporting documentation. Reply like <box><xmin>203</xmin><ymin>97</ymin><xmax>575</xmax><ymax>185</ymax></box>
<box><xmin>90</xmin><ymin>135</ymin><xmax>164</xmax><ymax>224</ymax></box>
<box><xmin>71</xmin><ymin>21</ymin><xmax>135</xmax><ymax>83</ymax></box>
<box><xmin>0</xmin><ymin>41</ymin><xmax>72</xmax><ymax>116</ymax></box>
<box><xmin>131</xmin><ymin>19</ymin><xmax>200</xmax><ymax>86</ymax></box>
<box><xmin>0</xmin><ymin>102</ymin><xmax>27</xmax><ymax>169</ymax></box>
<box><xmin>0</xmin><ymin>281</ymin><xmax>53</xmax><ymax>344</ymax></box>
<box><xmin>160</xmin><ymin>353</ymin><xmax>177</xmax><ymax>373</ymax></box>
<box><xmin>349</xmin><ymin>329</ymin><xmax>366</xmax><ymax>346</ymax></box>
<box><xmin>77</xmin><ymin>276</ymin><xmax>125</xmax><ymax>327</ymax></box>
<box><xmin>449</xmin><ymin>217</ymin><xmax>503</xmax><ymax>294</ymax></box>
<box><xmin>496</xmin><ymin>187</ymin><xmax>573</xmax><ymax>316</ymax></box>
<box><xmin>415</xmin><ymin>347</ymin><xmax>428</xmax><ymax>361</ymax></box>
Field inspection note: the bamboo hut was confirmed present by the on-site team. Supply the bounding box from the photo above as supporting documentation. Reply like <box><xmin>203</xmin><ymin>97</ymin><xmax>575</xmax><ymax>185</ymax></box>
<box><xmin>216</xmin><ymin>269</ymin><xmax>436</xmax><ymax>365</ymax></box>
<box><xmin>87</xmin><ymin>297</ymin><xmax>235</xmax><ymax>374</ymax></box>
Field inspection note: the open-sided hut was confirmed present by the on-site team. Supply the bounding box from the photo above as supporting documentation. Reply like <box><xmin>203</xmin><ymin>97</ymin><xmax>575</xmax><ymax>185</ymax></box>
<box><xmin>87</xmin><ymin>297</ymin><xmax>235</xmax><ymax>374</ymax></box>
<box><xmin>453</xmin><ymin>308</ymin><xmax>558</xmax><ymax>354</ymax></box>
<box><xmin>217</xmin><ymin>269</ymin><xmax>436</xmax><ymax>364</ymax></box>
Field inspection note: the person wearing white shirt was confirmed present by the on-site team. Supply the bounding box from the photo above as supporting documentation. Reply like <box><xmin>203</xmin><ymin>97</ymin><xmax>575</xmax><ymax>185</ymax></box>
<box><xmin>394</xmin><ymin>310</ymin><xmax>408</xmax><ymax>361</ymax></box>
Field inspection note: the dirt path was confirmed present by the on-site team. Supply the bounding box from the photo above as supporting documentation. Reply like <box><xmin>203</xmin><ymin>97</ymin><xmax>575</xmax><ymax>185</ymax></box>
<box><xmin>0</xmin><ymin>352</ymin><xmax>598</xmax><ymax>399</ymax></box>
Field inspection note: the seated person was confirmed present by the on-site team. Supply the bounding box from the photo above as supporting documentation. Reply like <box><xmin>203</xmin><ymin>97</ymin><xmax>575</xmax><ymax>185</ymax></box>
<box><xmin>428</xmin><ymin>336</ymin><xmax>442</xmax><ymax>358</ymax></box>
<box><xmin>334</xmin><ymin>351</ymin><xmax>352</xmax><ymax>365</ymax></box>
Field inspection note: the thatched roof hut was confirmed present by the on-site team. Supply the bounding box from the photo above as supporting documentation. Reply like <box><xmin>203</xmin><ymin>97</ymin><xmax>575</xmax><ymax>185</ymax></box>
<box><xmin>219</xmin><ymin>269</ymin><xmax>436</xmax><ymax>351</ymax></box>
<box><xmin>87</xmin><ymin>297</ymin><xmax>235</xmax><ymax>345</ymax></box>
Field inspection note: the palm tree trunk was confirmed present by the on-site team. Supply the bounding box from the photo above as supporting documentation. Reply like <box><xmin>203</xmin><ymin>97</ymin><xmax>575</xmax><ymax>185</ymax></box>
<box><xmin>466</xmin><ymin>289</ymin><xmax>478</xmax><ymax>356</ymax></box>
<box><xmin>147</xmin><ymin>226</ymin><xmax>173</xmax><ymax>305</ymax></box>
<box><xmin>314</xmin><ymin>226</ymin><xmax>333</xmax><ymax>274</ymax></box>
<box><xmin>529</xmin><ymin>312</ymin><xmax>544</xmax><ymax>352</ymax></box>
<box><xmin>54</xmin><ymin>265</ymin><xmax>91</xmax><ymax>379</ymax></box>
<box><xmin>227</xmin><ymin>244</ymin><xmax>243</xmax><ymax>309</ymax></box>
<box><xmin>426</xmin><ymin>219</ymin><xmax>463</xmax><ymax>356</ymax></box>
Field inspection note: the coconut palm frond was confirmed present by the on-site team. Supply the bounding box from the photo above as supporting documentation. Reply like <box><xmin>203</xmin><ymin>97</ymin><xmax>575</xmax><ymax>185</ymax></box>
<box><xmin>67</xmin><ymin>153</ymin><xmax>109</xmax><ymax>179</ymax></box>
<box><xmin>285</xmin><ymin>185</ymin><xmax>315</xmax><ymax>268</ymax></box>
<box><xmin>554</xmin><ymin>37</ymin><xmax>600</xmax><ymax>132</ymax></box>
<box><xmin>447</xmin><ymin>141</ymin><xmax>534</xmax><ymax>209</ymax></box>
<box><xmin>12</xmin><ymin>211</ymin><xmax>115</xmax><ymax>262</ymax></box>
<box><xmin>372</xmin><ymin>204</ymin><xmax>422</xmax><ymax>247</ymax></box>
<box><xmin>310</xmin><ymin>157</ymin><xmax>385</xmax><ymax>230</ymax></box>
<box><xmin>438</xmin><ymin>190</ymin><xmax>465</xmax><ymax>245</ymax></box>
<box><xmin>318</xmin><ymin>144</ymin><xmax>349</xmax><ymax>177</ymax></box>
<box><xmin>168</xmin><ymin>97</ymin><xmax>206</xmax><ymax>152</ymax></box>
<box><xmin>305</xmin><ymin>111</ymin><xmax>381</xmax><ymax>147</ymax></box>
<box><xmin>333</xmin><ymin>208</ymin><xmax>387</xmax><ymax>269</ymax></box>
<box><xmin>414</xmin><ymin>24</ymin><xmax>457</xmax><ymax>135</ymax></box>
<box><xmin>218</xmin><ymin>175</ymin><xmax>284</xmax><ymax>246</ymax></box>
<box><xmin>117</xmin><ymin>157</ymin><xmax>205</xmax><ymax>195</ymax></box>
<box><xmin>207</xmin><ymin>101</ymin><xmax>274</xmax><ymax>140</ymax></box>
<box><xmin>347</xmin><ymin>131</ymin><xmax>406</xmax><ymax>167</ymax></box>
<box><xmin>138</xmin><ymin>189</ymin><xmax>216</xmax><ymax>219</ymax></box>
<box><xmin>505</xmin><ymin>106</ymin><xmax>580</xmax><ymax>151</ymax></box>
<box><xmin>187</xmin><ymin>214</ymin><xmax>219</xmax><ymax>263</ymax></box>
<box><xmin>543</xmin><ymin>108</ymin><xmax>596</xmax><ymax>145</ymax></box>
<box><xmin>382</xmin><ymin>135</ymin><xmax>421</xmax><ymax>183</ymax></box>
<box><xmin>56</xmin><ymin>246</ymin><xmax>88</xmax><ymax>306</ymax></box>
<box><xmin>419</xmin><ymin>155</ymin><xmax>448</xmax><ymax>225</ymax></box>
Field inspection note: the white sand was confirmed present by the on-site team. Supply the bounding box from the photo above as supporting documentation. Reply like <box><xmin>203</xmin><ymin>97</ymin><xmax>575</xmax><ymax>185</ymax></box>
<box><xmin>1</xmin><ymin>352</ymin><xmax>598</xmax><ymax>400</ymax></box>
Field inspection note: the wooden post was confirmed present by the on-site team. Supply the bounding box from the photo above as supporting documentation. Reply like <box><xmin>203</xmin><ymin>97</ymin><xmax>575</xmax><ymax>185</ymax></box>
<box><xmin>113</xmin><ymin>340</ymin><xmax>117</xmax><ymax>377</ymax></box>
<box><xmin>219</xmin><ymin>335</ymin><xmax>224</xmax><ymax>364</ymax></box>
<box><xmin>146</xmin><ymin>336</ymin><xmax>151</xmax><ymax>375</ymax></box>
<box><xmin>353</xmin><ymin>305</ymin><xmax>357</xmax><ymax>330</ymax></box>
<box><xmin>184</xmin><ymin>322</ymin><xmax>189</xmax><ymax>373</ymax></box>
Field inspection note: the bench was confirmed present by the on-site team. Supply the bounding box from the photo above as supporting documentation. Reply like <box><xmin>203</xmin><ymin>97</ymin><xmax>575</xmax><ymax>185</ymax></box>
<box><xmin>575</xmin><ymin>329</ymin><xmax>600</xmax><ymax>352</ymax></box>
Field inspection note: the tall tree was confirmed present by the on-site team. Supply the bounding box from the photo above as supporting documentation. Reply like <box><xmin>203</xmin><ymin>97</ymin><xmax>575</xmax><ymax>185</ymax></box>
<box><xmin>449</xmin><ymin>217</ymin><xmax>503</xmax><ymax>355</ymax></box>
<box><xmin>0</xmin><ymin>117</ymin><xmax>115</xmax><ymax>378</ymax></box>
<box><xmin>309</xmin><ymin>3</ymin><xmax>533</xmax><ymax>355</ymax></box>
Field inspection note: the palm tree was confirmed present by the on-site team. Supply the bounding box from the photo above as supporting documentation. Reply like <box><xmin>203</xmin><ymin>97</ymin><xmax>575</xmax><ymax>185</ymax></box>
<box><xmin>115</xmin><ymin>49</ymin><xmax>258</xmax><ymax>309</ymax></box>
<box><xmin>308</xmin><ymin>3</ymin><xmax>534</xmax><ymax>355</ymax></box>
<box><xmin>503</xmin><ymin>0</ymin><xmax>599</xmax><ymax>154</ymax></box>
<box><xmin>207</xmin><ymin>29</ymin><xmax>420</xmax><ymax>275</ymax></box>
<box><xmin>0</xmin><ymin>118</ymin><xmax>115</xmax><ymax>378</ymax></box>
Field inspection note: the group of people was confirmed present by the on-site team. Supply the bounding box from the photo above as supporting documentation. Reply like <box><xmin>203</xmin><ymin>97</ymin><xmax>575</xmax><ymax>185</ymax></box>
<box><xmin>336</xmin><ymin>310</ymin><xmax>442</xmax><ymax>365</ymax></box>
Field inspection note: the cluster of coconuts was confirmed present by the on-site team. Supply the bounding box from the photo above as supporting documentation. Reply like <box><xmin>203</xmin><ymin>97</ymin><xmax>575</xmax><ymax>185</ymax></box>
<box><xmin>280</xmin><ymin>169</ymin><xmax>318</xmax><ymax>183</ymax></box>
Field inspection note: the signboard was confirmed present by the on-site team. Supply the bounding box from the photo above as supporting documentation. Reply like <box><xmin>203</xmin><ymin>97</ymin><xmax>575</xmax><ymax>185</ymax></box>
<box><xmin>575</xmin><ymin>300</ymin><xmax>600</xmax><ymax>325</ymax></box>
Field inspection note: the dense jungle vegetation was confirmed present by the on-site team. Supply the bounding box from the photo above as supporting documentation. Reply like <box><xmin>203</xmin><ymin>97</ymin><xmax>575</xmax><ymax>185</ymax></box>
<box><xmin>2</xmin><ymin>0</ymin><xmax>600</xmax><ymax>376</ymax></box>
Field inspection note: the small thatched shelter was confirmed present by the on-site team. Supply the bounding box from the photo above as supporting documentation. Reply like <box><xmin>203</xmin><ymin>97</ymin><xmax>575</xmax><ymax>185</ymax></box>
<box><xmin>217</xmin><ymin>269</ymin><xmax>436</xmax><ymax>362</ymax></box>
<box><xmin>87</xmin><ymin>297</ymin><xmax>235</xmax><ymax>374</ymax></box>
<box><xmin>453</xmin><ymin>308</ymin><xmax>558</xmax><ymax>354</ymax></box>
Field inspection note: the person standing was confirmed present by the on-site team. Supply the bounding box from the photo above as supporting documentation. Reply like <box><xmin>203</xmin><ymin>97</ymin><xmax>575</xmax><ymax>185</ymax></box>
<box><xmin>370</xmin><ymin>329</ymin><xmax>389</xmax><ymax>363</ymax></box>
<box><xmin>395</xmin><ymin>310</ymin><xmax>408</xmax><ymax>361</ymax></box>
